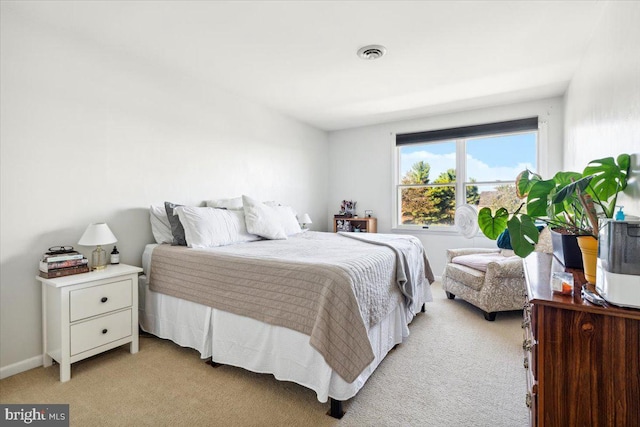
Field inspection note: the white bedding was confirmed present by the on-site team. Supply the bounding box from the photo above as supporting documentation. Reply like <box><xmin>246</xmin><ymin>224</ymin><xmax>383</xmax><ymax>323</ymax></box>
<box><xmin>139</xmin><ymin>240</ymin><xmax>431</xmax><ymax>402</ymax></box>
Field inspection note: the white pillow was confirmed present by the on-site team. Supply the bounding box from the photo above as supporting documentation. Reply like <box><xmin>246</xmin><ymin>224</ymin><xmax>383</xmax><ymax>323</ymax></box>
<box><xmin>242</xmin><ymin>195</ymin><xmax>288</xmax><ymax>240</ymax></box>
<box><xmin>272</xmin><ymin>205</ymin><xmax>302</xmax><ymax>235</ymax></box>
<box><xmin>205</xmin><ymin>197</ymin><xmax>243</xmax><ymax>210</ymax></box>
<box><xmin>174</xmin><ymin>206</ymin><xmax>260</xmax><ymax>248</ymax></box>
<box><xmin>250</xmin><ymin>200</ymin><xmax>301</xmax><ymax>235</ymax></box>
<box><xmin>150</xmin><ymin>205</ymin><xmax>173</xmax><ymax>244</ymax></box>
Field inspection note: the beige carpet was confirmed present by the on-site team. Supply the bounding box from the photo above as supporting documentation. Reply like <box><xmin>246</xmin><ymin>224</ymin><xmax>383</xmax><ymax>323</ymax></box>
<box><xmin>0</xmin><ymin>282</ymin><xmax>528</xmax><ymax>426</ymax></box>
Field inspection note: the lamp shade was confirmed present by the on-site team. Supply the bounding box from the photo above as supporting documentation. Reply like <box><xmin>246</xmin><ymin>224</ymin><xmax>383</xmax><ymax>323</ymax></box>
<box><xmin>78</xmin><ymin>223</ymin><xmax>117</xmax><ymax>246</ymax></box>
<box><xmin>300</xmin><ymin>213</ymin><xmax>312</xmax><ymax>224</ymax></box>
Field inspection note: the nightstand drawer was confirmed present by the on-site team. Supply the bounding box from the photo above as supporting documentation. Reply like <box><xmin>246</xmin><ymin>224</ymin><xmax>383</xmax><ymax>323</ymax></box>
<box><xmin>70</xmin><ymin>309</ymin><xmax>132</xmax><ymax>356</ymax></box>
<box><xmin>70</xmin><ymin>279</ymin><xmax>132</xmax><ymax>321</ymax></box>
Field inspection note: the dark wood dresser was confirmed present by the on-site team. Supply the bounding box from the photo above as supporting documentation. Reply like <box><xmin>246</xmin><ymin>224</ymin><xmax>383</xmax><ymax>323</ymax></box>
<box><xmin>523</xmin><ymin>253</ymin><xmax>640</xmax><ymax>427</ymax></box>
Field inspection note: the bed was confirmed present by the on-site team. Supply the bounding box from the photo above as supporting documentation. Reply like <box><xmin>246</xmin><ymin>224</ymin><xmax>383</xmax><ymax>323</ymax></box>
<box><xmin>140</xmin><ymin>199</ymin><xmax>434</xmax><ymax>417</ymax></box>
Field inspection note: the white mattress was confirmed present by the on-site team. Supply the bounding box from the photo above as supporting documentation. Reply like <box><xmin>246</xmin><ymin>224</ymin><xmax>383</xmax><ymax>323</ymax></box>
<box><xmin>139</xmin><ymin>243</ymin><xmax>428</xmax><ymax>402</ymax></box>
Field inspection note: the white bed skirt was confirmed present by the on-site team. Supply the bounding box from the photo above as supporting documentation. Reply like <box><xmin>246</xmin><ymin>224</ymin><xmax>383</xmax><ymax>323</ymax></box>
<box><xmin>139</xmin><ymin>244</ymin><xmax>430</xmax><ymax>402</ymax></box>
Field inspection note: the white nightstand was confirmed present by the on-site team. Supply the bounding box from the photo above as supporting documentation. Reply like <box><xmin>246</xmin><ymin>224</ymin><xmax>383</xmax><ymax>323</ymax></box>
<box><xmin>36</xmin><ymin>263</ymin><xmax>143</xmax><ymax>382</ymax></box>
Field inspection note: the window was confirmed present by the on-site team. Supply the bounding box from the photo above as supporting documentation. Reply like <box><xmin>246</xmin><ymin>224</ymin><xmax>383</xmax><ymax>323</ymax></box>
<box><xmin>395</xmin><ymin>118</ymin><xmax>538</xmax><ymax>230</ymax></box>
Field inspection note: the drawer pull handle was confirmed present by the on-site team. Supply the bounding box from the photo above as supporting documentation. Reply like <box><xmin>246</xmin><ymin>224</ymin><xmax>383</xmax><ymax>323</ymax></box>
<box><xmin>526</xmin><ymin>392</ymin><xmax>532</xmax><ymax>408</ymax></box>
<box><xmin>101</xmin><ymin>297</ymin><xmax>108</xmax><ymax>303</ymax></box>
<box><xmin>102</xmin><ymin>329</ymin><xmax>108</xmax><ymax>334</ymax></box>
<box><xmin>522</xmin><ymin>339</ymin><xmax>532</xmax><ymax>352</ymax></box>
<box><xmin>523</xmin><ymin>357</ymin><xmax>529</xmax><ymax>369</ymax></box>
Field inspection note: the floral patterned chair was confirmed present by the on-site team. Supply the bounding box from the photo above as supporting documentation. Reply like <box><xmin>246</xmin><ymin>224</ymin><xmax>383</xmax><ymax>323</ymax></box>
<box><xmin>442</xmin><ymin>228</ymin><xmax>552</xmax><ymax>321</ymax></box>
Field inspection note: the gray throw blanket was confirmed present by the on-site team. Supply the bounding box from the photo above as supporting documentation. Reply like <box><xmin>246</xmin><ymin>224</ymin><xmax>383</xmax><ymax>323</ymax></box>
<box><xmin>339</xmin><ymin>232</ymin><xmax>435</xmax><ymax>313</ymax></box>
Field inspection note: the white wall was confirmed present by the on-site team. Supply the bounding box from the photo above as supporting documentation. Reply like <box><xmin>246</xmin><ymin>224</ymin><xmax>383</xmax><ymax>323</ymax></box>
<box><xmin>564</xmin><ymin>1</ymin><xmax>640</xmax><ymax>217</ymax></box>
<box><xmin>328</xmin><ymin>98</ymin><xmax>565</xmax><ymax>277</ymax></box>
<box><xmin>0</xmin><ymin>6</ymin><xmax>329</xmax><ymax>375</ymax></box>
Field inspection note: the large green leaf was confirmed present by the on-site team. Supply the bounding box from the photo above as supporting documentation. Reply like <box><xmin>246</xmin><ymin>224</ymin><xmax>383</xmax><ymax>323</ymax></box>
<box><xmin>478</xmin><ymin>207</ymin><xmax>509</xmax><ymax>240</ymax></box>
<box><xmin>617</xmin><ymin>153</ymin><xmax>631</xmax><ymax>177</ymax></box>
<box><xmin>516</xmin><ymin>169</ymin><xmax>542</xmax><ymax>199</ymax></box>
<box><xmin>583</xmin><ymin>154</ymin><xmax>631</xmax><ymax>217</ymax></box>
<box><xmin>552</xmin><ymin>171</ymin><xmax>583</xmax><ymax>188</ymax></box>
<box><xmin>525</xmin><ymin>179</ymin><xmax>556</xmax><ymax>218</ymax></box>
<box><xmin>552</xmin><ymin>175</ymin><xmax>593</xmax><ymax>204</ymax></box>
<box><xmin>507</xmin><ymin>215</ymin><xmax>540</xmax><ymax>258</ymax></box>
<box><xmin>546</xmin><ymin>186</ymin><xmax>566</xmax><ymax>219</ymax></box>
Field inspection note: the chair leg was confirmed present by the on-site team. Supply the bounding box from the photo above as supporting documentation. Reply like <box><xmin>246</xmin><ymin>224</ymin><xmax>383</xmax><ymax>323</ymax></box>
<box><xmin>445</xmin><ymin>291</ymin><xmax>455</xmax><ymax>300</ymax></box>
<box><xmin>483</xmin><ymin>311</ymin><xmax>497</xmax><ymax>321</ymax></box>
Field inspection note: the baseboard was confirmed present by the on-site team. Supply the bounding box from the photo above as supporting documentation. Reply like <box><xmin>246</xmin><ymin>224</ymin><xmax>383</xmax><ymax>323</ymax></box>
<box><xmin>0</xmin><ymin>355</ymin><xmax>43</xmax><ymax>380</ymax></box>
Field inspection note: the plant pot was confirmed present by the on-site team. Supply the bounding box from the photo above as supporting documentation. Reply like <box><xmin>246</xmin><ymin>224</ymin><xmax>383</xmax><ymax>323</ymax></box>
<box><xmin>577</xmin><ymin>236</ymin><xmax>598</xmax><ymax>284</ymax></box>
<box><xmin>550</xmin><ymin>229</ymin><xmax>583</xmax><ymax>269</ymax></box>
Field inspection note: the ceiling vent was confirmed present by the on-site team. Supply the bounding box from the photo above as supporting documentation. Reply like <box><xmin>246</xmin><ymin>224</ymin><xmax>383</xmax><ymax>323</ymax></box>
<box><xmin>357</xmin><ymin>45</ymin><xmax>387</xmax><ymax>60</ymax></box>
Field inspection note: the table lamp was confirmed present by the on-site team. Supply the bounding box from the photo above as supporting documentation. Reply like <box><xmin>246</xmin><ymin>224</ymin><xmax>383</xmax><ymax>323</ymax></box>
<box><xmin>299</xmin><ymin>213</ymin><xmax>312</xmax><ymax>230</ymax></box>
<box><xmin>78</xmin><ymin>223</ymin><xmax>117</xmax><ymax>270</ymax></box>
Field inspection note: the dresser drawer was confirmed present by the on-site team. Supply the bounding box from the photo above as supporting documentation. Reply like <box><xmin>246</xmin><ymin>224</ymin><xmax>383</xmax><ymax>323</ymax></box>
<box><xmin>70</xmin><ymin>279</ymin><xmax>132</xmax><ymax>321</ymax></box>
<box><xmin>70</xmin><ymin>309</ymin><xmax>132</xmax><ymax>356</ymax></box>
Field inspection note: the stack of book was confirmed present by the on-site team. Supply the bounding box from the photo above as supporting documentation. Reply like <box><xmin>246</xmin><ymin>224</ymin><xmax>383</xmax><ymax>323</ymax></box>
<box><xmin>39</xmin><ymin>251</ymin><xmax>89</xmax><ymax>279</ymax></box>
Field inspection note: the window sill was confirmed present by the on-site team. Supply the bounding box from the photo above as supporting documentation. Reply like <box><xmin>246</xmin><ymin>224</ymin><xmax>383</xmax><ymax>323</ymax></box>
<box><xmin>392</xmin><ymin>228</ymin><xmax>492</xmax><ymax>241</ymax></box>
<box><xmin>391</xmin><ymin>226</ymin><xmax>461</xmax><ymax>236</ymax></box>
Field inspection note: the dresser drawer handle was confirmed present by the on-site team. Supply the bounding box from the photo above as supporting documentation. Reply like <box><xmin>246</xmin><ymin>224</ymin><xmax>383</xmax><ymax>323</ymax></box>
<box><xmin>522</xmin><ymin>339</ymin><xmax>532</xmax><ymax>352</ymax></box>
<box><xmin>101</xmin><ymin>297</ymin><xmax>108</xmax><ymax>303</ymax></box>
<box><xmin>526</xmin><ymin>392</ymin><xmax>532</xmax><ymax>408</ymax></box>
<box><xmin>523</xmin><ymin>356</ymin><xmax>529</xmax><ymax>370</ymax></box>
<box><xmin>102</xmin><ymin>329</ymin><xmax>108</xmax><ymax>334</ymax></box>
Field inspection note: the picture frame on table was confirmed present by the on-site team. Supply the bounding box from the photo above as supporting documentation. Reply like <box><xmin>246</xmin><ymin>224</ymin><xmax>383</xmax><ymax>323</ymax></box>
<box><xmin>336</xmin><ymin>220</ymin><xmax>352</xmax><ymax>232</ymax></box>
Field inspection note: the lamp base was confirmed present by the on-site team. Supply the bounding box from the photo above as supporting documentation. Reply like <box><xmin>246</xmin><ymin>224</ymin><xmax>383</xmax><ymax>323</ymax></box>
<box><xmin>91</xmin><ymin>246</ymin><xmax>108</xmax><ymax>271</ymax></box>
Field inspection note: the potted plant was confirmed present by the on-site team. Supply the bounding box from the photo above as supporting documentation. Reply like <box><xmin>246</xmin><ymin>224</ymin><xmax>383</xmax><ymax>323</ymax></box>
<box><xmin>477</xmin><ymin>154</ymin><xmax>631</xmax><ymax>282</ymax></box>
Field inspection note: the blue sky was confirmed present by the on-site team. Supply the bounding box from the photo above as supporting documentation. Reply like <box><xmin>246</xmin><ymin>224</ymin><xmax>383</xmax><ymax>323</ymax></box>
<box><xmin>400</xmin><ymin>132</ymin><xmax>537</xmax><ymax>182</ymax></box>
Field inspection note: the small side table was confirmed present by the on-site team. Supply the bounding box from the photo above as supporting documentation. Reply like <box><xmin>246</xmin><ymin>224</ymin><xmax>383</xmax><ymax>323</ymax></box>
<box><xmin>333</xmin><ymin>217</ymin><xmax>377</xmax><ymax>233</ymax></box>
<box><xmin>36</xmin><ymin>264</ymin><xmax>143</xmax><ymax>382</ymax></box>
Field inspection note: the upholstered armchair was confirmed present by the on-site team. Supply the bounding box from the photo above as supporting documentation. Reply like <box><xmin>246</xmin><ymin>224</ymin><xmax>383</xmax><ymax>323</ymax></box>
<box><xmin>442</xmin><ymin>228</ymin><xmax>552</xmax><ymax>320</ymax></box>
<box><xmin>441</xmin><ymin>248</ymin><xmax>526</xmax><ymax>321</ymax></box>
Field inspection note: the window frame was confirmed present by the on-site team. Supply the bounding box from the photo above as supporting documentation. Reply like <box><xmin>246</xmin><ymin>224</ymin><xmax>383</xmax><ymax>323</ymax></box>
<box><xmin>392</xmin><ymin>120</ymin><xmax>540</xmax><ymax>233</ymax></box>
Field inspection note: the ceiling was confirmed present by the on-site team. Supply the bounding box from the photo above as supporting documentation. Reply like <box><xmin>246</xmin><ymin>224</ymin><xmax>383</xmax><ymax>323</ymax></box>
<box><xmin>9</xmin><ymin>1</ymin><xmax>606</xmax><ymax>131</ymax></box>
